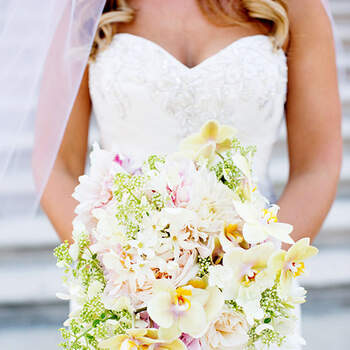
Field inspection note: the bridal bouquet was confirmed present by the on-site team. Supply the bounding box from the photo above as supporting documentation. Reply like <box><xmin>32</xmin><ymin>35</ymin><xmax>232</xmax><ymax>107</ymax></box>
<box><xmin>55</xmin><ymin>120</ymin><xmax>318</xmax><ymax>350</ymax></box>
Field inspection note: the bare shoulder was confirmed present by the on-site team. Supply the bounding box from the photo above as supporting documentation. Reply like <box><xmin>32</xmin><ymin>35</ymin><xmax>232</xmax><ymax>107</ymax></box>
<box><xmin>287</xmin><ymin>0</ymin><xmax>333</xmax><ymax>43</ymax></box>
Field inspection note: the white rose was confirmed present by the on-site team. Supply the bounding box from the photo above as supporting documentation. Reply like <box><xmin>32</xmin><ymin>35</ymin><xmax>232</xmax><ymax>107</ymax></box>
<box><xmin>202</xmin><ymin>308</ymin><xmax>249</xmax><ymax>350</ymax></box>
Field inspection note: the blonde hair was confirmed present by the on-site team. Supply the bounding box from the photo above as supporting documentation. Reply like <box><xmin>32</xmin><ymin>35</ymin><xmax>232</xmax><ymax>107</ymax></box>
<box><xmin>90</xmin><ymin>0</ymin><xmax>288</xmax><ymax>61</ymax></box>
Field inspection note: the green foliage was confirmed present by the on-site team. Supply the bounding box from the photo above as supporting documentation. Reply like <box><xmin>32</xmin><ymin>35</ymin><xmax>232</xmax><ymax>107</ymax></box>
<box><xmin>113</xmin><ymin>173</ymin><xmax>152</xmax><ymax>239</ymax></box>
<box><xmin>143</xmin><ymin>154</ymin><xmax>165</xmax><ymax>172</ymax></box>
<box><xmin>197</xmin><ymin>256</ymin><xmax>212</xmax><ymax>278</ymax></box>
<box><xmin>225</xmin><ymin>300</ymin><xmax>244</xmax><ymax>313</ymax></box>
<box><xmin>247</xmin><ymin>284</ymin><xmax>293</xmax><ymax>349</ymax></box>
<box><xmin>55</xmin><ymin>230</ymin><xmax>133</xmax><ymax>349</ymax></box>
<box><xmin>211</xmin><ymin>137</ymin><xmax>256</xmax><ymax>197</ymax></box>
<box><xmin>260</xmin><ymin>284</ymin><xmax>293</xmax><ymax>319</ymax></box>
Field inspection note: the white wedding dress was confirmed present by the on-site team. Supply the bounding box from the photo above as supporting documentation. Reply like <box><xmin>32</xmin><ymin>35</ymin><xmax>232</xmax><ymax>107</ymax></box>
<box><xmin>88</xmin><ymin>33</ymin><xmax>302</xmax><ymax>349</ymax></box>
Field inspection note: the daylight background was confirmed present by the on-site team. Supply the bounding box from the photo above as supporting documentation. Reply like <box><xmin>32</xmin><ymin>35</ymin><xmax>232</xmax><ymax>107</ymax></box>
<box><xmin>0</xmin><ymin>0</ymin><xmax>349</xmax><ymax>349</ymax></box>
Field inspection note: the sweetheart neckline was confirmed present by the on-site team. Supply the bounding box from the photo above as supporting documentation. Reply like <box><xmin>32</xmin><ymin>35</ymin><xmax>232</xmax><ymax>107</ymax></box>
<box><xmin>113</xmin><ymin>33</ymin><xmax>285</xmax><ymax>71</ymax></box>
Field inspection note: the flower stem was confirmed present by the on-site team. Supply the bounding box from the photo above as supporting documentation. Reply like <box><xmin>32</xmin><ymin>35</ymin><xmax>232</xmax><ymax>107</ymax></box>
<box><xmin>135</xmin><ymin>306</ymin><xmax>147</xmax><ymax>314</ymax></box>
<box><xmin>215</xmin><ymin>151</ymin><xmax>225</xmax><ymax>160</ymax></box>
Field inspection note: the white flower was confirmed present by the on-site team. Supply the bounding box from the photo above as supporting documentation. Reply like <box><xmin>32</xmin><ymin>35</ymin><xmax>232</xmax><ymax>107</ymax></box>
<box><xmin>270</xmin><ymin>238</ymin><xmax>318</xmax><ymax>303</ymax></box>
<box><xmin>187</xmin><ymin>167</ymin><xmax>238</xmax><ymax>239</ymax></box>
<box><xmin>202</xmin><ymin>307</ymin><xmax>249</xmax><ymax>350</ymax></box>
<box><xmin>233</xmin><ymin>200</ymin><xmax>294</xmax><ymax>245</ymax></box>
<box><xmin>209</xmin><ymin>243</ymin><xmax>277</xmax><ymax>323</ymax></box>
<box><xmin>90</xmin><ymin>206</ymin><xmax>128</xmax><ymax>253</ymax></box>
<box><xmin>147</xmin><ymin>280</ymin><xmax>224</xmax><ymax>340</ymax></box>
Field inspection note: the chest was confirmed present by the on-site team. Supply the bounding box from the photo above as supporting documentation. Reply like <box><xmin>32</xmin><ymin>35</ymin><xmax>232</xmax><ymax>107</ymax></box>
<box><xmin>118</xmin><ymin>0</ymin><xmax>269</xmax><ymax>68</ymax></box>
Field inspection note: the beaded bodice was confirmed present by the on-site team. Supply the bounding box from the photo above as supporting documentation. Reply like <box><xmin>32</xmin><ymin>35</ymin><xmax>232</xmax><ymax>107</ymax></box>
<box><xmin>89</xmin><ymin>33</ymin><xmax>288</xmax><ymax>200</ymax></box>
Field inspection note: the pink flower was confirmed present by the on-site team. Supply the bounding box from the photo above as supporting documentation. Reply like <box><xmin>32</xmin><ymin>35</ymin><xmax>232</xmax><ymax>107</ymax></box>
<box><xmin>73</xmin><ymin>144</ymin><xmax>118</xmax><ymax>229</ymax></box>
<box><xmin>180</xmin><ymin>333</ymin><xmax>203</xmax><ymax>350</ymax></box>
<box><xmin>114</xmin><ymin>153</ymin><xmax>142</xmax><ymax>175</ymax></box>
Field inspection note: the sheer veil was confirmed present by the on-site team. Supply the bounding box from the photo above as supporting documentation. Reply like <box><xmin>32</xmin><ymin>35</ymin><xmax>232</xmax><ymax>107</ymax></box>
<box><xmin>0</xmin><ymin>0</ymin><xmax>342</xmax><ymax>226</ymax></box>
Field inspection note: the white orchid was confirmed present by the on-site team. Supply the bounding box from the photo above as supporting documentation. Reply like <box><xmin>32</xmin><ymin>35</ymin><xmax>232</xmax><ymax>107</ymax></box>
<box><xmin>147</xmin><ymin>280</ymin><xmax>224</xmax><ymax>340</ymax></box>
<box><xmin>270</xmin><ymin>238</ymin><xmax>318</xmax><ymax>303</ymax></box>
<box><xmin>209</xmin><ymin>243</ymin><xmax>277</xmax><ymax>323</ymax></box>
<box><xmin>233</xmin><ymin>200</ymin><xmax>294</xmax><ymax>245</ymax></box>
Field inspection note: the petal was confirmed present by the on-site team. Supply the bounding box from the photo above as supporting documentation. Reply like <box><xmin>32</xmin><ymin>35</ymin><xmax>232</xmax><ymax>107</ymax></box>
<box><xmin>216</xmin><ymin>138</ymin><xmax>233</xmax><ymax>153</ymax></box>
<box><xmin>217</xmin><ymin>125</ymin><xmax>237</xmax><ymax>143</ymax></box>
<box><xmin>204</xmin><ymin>286</ymin><xmax>225</xmax><ymax>321</ymax></box>
<box><xmin>180</xmin><ymin>134</ymin><xmax>203</xmax><ymax>152</ymax></box>
<box><xmin>99</xmin><ymin>335</ymin><xmax>125</xmax><ymax>349</ymax></box>
<box><xmin>266</xmin><ymin>223</ymin><xmax>294</xmax><ymax>244</ymax></box>
<box><xmin>243</xmin><ymin>223</ymin><xmax>268</xmax><ymax>244</ymax></box>
<box><xmin>164</xmin><ymin>339</ymin><xmax>187</xmax><ymax>350</ymax></box>
<box><xmin>201</xmin><ymin>120</ymin><xmax>219</xmax><ymax>140</ymax></box>
<box><xmin>195</xmin><ymin>142</ymin><xmax>216</xmax><ymax>161</ymax></box>
<box><xmin>147</xmin><ymin>292</ymin><xmax>174</xmax><ymax>328</ymax></box>
<box><xmin>223</xmin><ymin>248</ymin><xmax>244</xmax><ymax>268</ymax></box>
<box><xmin>247</xmin><ymin>243</ymin><xmax>275</xmax><ymax>268</ymax></box>
<box><xmin>286</xmin><ymin>238</ymin><xmax>318</xmax><ymax>262</ymax></box>
<box><xmin>158</xmin><ymin>324</ymin><xmax>181</xmax><ymax>341</ymax></box>
<box><xmin>153</xmin><ymin>279</ymin><xmax>175</xmax><ymax>294</ymax></box>
<box><xmin>269</xmin><ymin>250</ymin><xmax>286</xmax><ymax>273</ymax></box>
<box><xmin>178</xmin><ymin>302</ymin><xmax>208</xmax><ymax>337</ymax></box>
<box><xmin>233</xmin><ymin>200</ymin><xmax>259</xmax><ymax>222</ymax></box>
<box><xmin>127</xmin><ymin>329</ymin><xmax>149</xmax><ymax>338</ymax></box>
<box><xmin>232</xmin><ymin>153</ymin><xmax>251</xmax><ymax>179</ymax></box>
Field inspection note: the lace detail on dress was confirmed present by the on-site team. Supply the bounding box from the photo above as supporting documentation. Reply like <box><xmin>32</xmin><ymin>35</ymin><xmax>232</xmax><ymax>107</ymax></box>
<box><xmin>88</xmin><ymin>33</ymin><xmax>288</xmax><ymax>201</ymax></box>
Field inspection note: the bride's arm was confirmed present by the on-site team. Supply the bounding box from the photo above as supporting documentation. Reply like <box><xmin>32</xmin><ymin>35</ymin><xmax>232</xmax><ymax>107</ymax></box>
<box><xmin>277</xmin><ymin>0</ymin><xmax>342</xmax><ymax>243</ymax></box>
<box><xmin>41</xmin><ymin>68</ymin><xmax>91</xmax><ymax>243</ymax></box>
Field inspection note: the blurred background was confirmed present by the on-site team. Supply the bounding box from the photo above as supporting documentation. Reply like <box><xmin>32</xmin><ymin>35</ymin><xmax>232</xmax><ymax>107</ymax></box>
<box><xmin>0</xmin><ymin>0</ymin><xmax>349</xmax><ymax>349</ymax></box>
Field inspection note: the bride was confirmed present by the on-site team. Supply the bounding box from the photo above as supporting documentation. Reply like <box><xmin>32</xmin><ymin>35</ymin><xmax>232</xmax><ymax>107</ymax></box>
<box><xmin>38</xmin><ymin>0</ymin><xmax>340</xmax><ymax>348</ymax></box>
<box><xmin>42</xmin><ymin>0</ymin><xmax>342</xmax><ymax>244</ymax></box>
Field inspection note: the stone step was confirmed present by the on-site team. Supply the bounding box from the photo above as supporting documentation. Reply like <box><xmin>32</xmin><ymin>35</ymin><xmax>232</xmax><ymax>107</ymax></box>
<box><xmin>313</xmin><ymin>199</ymin><xmax>350</xmax><ymax>246</ymax></box>
<box><xmin>299</xmin><ymin>247</ymin><xmax>350</xmax><ymax>289</ymax></box>
<box><xmin>0</xmin><ymin>215</ymin><xmax>59</xmax><ymax>250</ymax></box>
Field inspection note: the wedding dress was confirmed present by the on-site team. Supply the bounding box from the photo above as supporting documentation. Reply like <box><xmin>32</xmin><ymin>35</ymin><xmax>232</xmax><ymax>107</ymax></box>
<box><xmin>89</xmin><ymin>33</ymin><xmax>287</xmax><ymax>202</ymax></box>
<box><xmin>88</xmin><ymin>33</ymin><xmax>302</xmax><ymax>349</ymax></box>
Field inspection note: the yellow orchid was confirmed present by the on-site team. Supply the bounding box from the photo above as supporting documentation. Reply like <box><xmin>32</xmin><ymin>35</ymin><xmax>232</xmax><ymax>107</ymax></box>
<box><xmin>147</xmin><ymin>279</ymin><xmax>224</xmax><ymax>341</ymax></box>
<box><xmin>270</xmin><ymin>238</ymin><xmax>318</xmax><ymax>302</ymax></box>
<box><xmin>99</xmin><ymin>328</ymin><xmax>186</xmax><ymax>350</ymax></box>
<box><xmin>180</xmin><ymin>120</ymin><xmax>236</xmax><ymax>162</ymax></box>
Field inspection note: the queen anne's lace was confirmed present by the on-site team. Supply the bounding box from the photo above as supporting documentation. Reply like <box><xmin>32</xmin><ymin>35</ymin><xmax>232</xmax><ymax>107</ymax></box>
<box><xmin>89</xmin><ymin>33</ymin><xmax>288</xmax><ymax>200</ymax></box>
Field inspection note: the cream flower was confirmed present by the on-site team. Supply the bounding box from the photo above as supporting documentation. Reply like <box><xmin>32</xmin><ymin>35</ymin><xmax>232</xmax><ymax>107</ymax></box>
<box><xmin>233</xmin><ymin>201</ymin><xmax>294</xmax><ymax>245</ymax></box>
<box><xmin>147</xmin><ymin>280</ymin><xmax>224</xmax><ymax>340</ymax></box>
<box><xmin>99</xmin><ymin>328</ymin><xmax>186</xmax><ymax>350</ymax></box>
<box><xmin>202</xmin><ymin>307</ymin><xmax>249</xmax><ymax>350</ymax></box>
<box><xmin>209</xmin><ymin>243</ymin><xmax>277</xmax><ymax>323</ymax></box>
<box><xmin>180</xmin><ymin>120</ymin><xmax>236</xmax><ymax>162</ymax></box>
<box><xmin>270</xmin><ymin>238</ymin><xmax>318</xmax><ymax>302</ymax></box>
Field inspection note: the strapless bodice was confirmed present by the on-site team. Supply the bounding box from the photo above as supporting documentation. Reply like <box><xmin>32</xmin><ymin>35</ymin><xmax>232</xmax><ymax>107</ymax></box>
<box><xmin>89</xmin><ymin>33</ymin><xmax>288</xmax><ymax>200</ymax></box>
